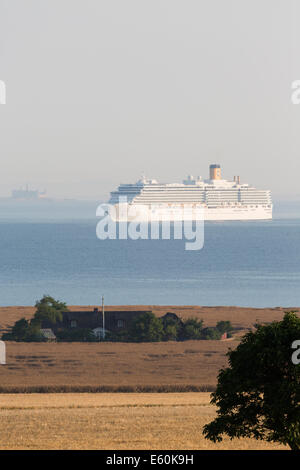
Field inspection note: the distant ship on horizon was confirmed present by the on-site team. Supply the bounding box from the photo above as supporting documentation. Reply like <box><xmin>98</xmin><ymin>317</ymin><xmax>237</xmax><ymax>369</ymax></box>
<box><xmin>108</xmin><ymin>164</ymin><xmax>273</xmax><ymax>221</ymax></box>
<box><xmin>11</xmin><ymin>185</ymin><xmax>47</xmax><ymax>200</ymax></box>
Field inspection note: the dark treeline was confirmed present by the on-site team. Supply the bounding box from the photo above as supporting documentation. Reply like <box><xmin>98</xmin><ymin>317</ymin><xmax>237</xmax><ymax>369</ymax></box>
<box><xmin>2</xmin><ymin>296</ymin><xmax>233</xmax><ymax>343</ymax></box>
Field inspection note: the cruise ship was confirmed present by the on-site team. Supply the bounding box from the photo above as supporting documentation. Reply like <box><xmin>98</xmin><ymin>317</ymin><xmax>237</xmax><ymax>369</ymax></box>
<box><xmin>108</xmin><ymin>164</ymin><xmax>272</xmax><ymax>221</ymax></box>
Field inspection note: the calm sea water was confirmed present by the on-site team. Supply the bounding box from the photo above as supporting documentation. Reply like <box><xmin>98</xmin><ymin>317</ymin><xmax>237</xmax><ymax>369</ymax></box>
<box><xmin>0</xmin><ymin>199</ymin><xmax>299</xmax><ymax>307</ymax></box>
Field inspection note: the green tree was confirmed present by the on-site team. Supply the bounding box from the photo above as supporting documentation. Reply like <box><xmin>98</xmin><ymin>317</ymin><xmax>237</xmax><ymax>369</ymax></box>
<box><xmin>163</xmin><ymin>324</ymin><xmax>179</xmax><ymax>341</ymax></box>
<box><xmin>2</xmin><ymin>317</ymin><xmax>45</xmax><ymax>342</ymax></box>
<box><xmin>203</xmin><ymin>312</ymin><xmax>300</xmax><ymax>450</ymax></box>
<box><xmin>182</xmin><ymin>318</ymin><xmax>203</xmax><ymax>340</ymax></box>
<box><xmin>34</xmin><ymin>295</ymin><xmax>68</xmax><ymax>325</ymax></box>
<box><xmin>216</xmin><ymin>321</ymin><xmax>233</xmax><ymax>335</ymax></box>
<box><xmin>202</xmin><ymin>327</ymin><xmax>221</xmax><ymax>340</ymax></box>
<box><xmin>24</xmin><ymin>322</ymin><xmax>45</xmax><ymax>342</ymax></box>
<box><xmin>11</xmin><ymin>318</ymin><xmax>30</xmax><ymax>341</ymax></box>
<box><xmin>162</xmin><ymin>314</ymin><xmax>182</xmax><ymax>341</ymax></box>
<box><xmin>129</xmin><ymin>312</ymin><xmax>164</xmax><ymax>342</ymax></box>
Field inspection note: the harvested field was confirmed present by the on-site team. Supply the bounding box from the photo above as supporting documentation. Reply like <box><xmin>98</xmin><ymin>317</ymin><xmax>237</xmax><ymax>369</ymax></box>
<box><xmin>0</xmin><ymin>307</ymin><xmax>294</xmax><ymax>450</ymax></box>
<box><xmin>0</xmin><ymin>393</ymin><xmax>287</xmax><ymax>450</ymax></box>
<box><xmin>0</xmin><ymin>305</ymin><xmax>297</xmax><ymax>391</ymax></box>
<box><xmin>0</xmin><ymin>340</ymin><xmax>230</xmax><ymax>391</ymax></box>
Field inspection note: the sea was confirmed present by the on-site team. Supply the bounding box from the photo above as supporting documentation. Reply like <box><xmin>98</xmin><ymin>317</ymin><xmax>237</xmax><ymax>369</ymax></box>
<box><xmin>0</xmin><ymin>198</ymin><xmax>299</xmax><ymax>308</ymax></box>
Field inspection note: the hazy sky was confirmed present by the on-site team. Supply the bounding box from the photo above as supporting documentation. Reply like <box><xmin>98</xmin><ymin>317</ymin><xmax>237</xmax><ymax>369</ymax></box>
<box><xmin>0</xmin><ymin>0</ymin><xmax>299</xmax><ymax>200</ymax></box>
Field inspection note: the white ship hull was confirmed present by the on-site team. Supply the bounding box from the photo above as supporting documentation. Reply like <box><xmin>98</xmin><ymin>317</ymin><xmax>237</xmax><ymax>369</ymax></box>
<box><xmin>203</xmin><ymin>205</ymin><xmax>272</xmax><ymax>221</ymax></box>
<box><xmin>108</xmin><ymin>165</ymin><xmax>273</xmax><ymax>222</ymax></box>
<box><xmin>111</xmin><ymin>203</ymin><xmax>272</xmax><ymax>222</ymax></box>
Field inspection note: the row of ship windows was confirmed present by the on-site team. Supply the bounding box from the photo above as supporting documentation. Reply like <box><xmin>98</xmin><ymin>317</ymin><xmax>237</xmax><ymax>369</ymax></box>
<box><xmin>115</xmin><ymin>189</ymin><xmax>270</xmax><ymax>194</ymax></box>
<box><xmin>118</xmin><ymin>186</ymin><xmax>270</xmax><ymax>192</ymax></box>
<box><xmin>113</xmin><ymin>196</ymin><xmax>271</xmax><ymax>201</ymax></box>
<box><xmin>137</xmin><ymin>193</ymin><xmax>269</xmax><ymax>196</ymax></box>
<box><xmin>115</xmin><ymin>192</ymin><xmax>270</xmax><ymax>197</ymax></box>
<box><xmin>126</xmin><ymin>202</ymin><xmax>272</xmax><ymax>208</ymax></box>
<box><xmin>133</xmin><ymin>198</ymin><xmax>271</xmax><ymax>203</ymax></box>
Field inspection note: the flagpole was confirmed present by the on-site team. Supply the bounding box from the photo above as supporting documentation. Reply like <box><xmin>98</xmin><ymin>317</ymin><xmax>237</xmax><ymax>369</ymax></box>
<box><xmin>102</xmin><ymin>295</ymin><xmax>105</xmax><ymax>339</ymax></box>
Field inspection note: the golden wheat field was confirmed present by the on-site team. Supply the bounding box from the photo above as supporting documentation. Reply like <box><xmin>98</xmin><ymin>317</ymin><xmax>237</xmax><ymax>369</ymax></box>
<box><xmin>0</xmin><ymin>306</ymin><xmax>294</xmax><ymax>450</ymax></box>
<box><xmin>0</xmin><ymin>393</ymin><xmax>287</xmax><ymax>450</ymax></box>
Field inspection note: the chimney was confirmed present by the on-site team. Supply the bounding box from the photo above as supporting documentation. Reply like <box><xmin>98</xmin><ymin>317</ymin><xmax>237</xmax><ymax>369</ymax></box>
<box><xmin>209</xmin><ymin>164</ymin><xmax>221</xmax><ymax>180</ymax></box>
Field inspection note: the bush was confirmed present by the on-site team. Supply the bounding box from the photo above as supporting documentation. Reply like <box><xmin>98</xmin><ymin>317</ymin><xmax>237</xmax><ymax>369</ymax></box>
<box><xmin>163</xmin><ymin>324</ymin><xmax>179</xmax><ymax>341</ymax></box>
<box><xmin>1</xmin><ymin>318</ymin><xmax>46</xmax><ymax>342</ymax></box>
<box><xmin>162</xmin><ymin>314</ymin><xmax>183</xmax><ymax>341</ymax></box>
<box><xmin>181</xmin><ymin>318</ymin><xmax>204</xmax><ymax>340</ymax></box>
<box><xmin>56</xmin><ymin>328</ymin><xmax>97</xmax><ymax>342</ymax></box>
<box><xmin>202</xmin><ymin>327</ymin><xmax>222</xmax><ymax>340</ymax></box>
<box><xmin>105</xmin><ymin>329</ymin><xmax>130</xmax><ymax>342</ymax></box>
<box><xmin>129</xmin><ymin>312</ymin><xmax>164</xmax><ymax>342</ymax></box>
<box><xmin>216</xmin><ymin>321</ymin><xmax>233</xmax><ymax>335</ymax></box>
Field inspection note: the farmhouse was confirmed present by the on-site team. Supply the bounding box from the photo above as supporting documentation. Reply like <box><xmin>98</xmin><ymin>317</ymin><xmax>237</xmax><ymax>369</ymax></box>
<box><xmin>40</xmin><ymin>310</ymin><xmax>185</xmax><ymax>340</ymax></box>
<box><xmin>41</xmin><ymin>309</ymin><xmax>150</xmax><ymax>335</ymax></box>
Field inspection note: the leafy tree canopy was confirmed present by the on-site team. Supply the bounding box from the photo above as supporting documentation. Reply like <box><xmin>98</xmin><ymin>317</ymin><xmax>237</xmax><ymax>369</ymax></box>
<box><xmin>2</xmin><ymin>317</ymin><xmax>45</xmax><ymax>342</ymax></box>
<box><xmin>203</xmin><ymin>312</ymin><xmax>300</xmax><ymax>450</ymax></box>
<box><xmin>34</xmin><ymin>295</ymin><xmax>68</xmax><ymax>325</ymax></box>
<box><xmin>129</xmin><ymin>312</ymin><xmax>164</xmax><ymax>342</ymax></box>
<box><xmin>182</xmin><ymin>318</ymin><xmax>204</xmax><ymax>340</ymax></box>
<box><xmin>216</xmin><ymin>321</ymin><xmax>233</xmax><ymax>334</ymax></box>
<box><xmin>202</xmin><ymin>327</ymin><xmax>222</xmax><ymax>340</ymax></box>
<box><xmin>163</xmin><ymin>324</ymin><xmax>179</xmax><ymax>341</ymax></box>
<box><xmin>161</xmin><ymin>313</ymin><xmax>183</xmax><ymax>341</ymax></box>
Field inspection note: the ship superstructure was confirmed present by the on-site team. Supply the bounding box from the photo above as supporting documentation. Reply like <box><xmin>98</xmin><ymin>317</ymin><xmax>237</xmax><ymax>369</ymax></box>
<box><xmin>108</xmin><ymin>165</ymin><xmax>272</xmax><ymax>221</ymax></box>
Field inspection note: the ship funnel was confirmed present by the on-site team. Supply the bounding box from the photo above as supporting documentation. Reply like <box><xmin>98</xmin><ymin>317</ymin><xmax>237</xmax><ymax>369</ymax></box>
<box><xmin>209</xmin><ymin>164</ymin><xmax>221</xmax><ymax>180</ymax></box>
